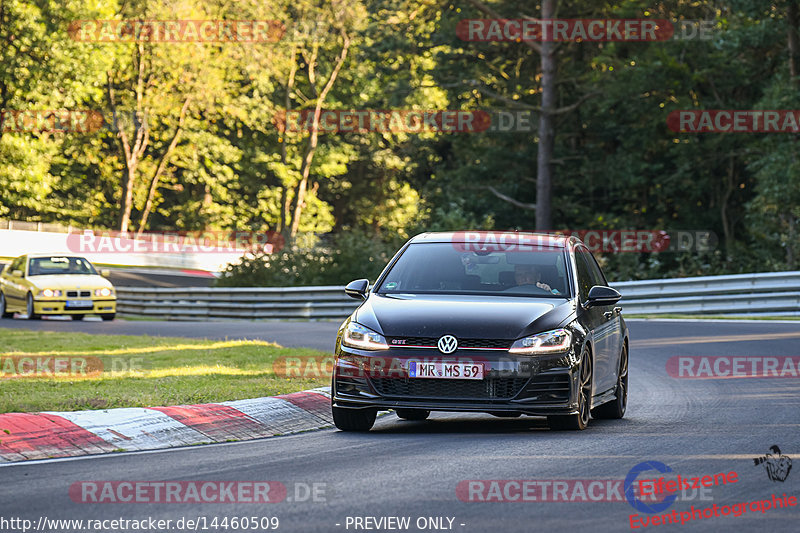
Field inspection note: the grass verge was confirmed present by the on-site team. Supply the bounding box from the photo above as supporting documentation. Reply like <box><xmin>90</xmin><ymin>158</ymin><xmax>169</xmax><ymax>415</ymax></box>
<box><xmin>0</xmin><ymin>329</ymin><xmax>329</xmax><ymax>413</ymax></box>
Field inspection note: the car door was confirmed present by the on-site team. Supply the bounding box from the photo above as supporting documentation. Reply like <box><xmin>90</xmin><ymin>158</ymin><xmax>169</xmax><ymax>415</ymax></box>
<box><xmin>574</xmin><ymin>248</ymin><xmax>612</xmax><ymax>395</ymax></box>
<box><xmin>578</xmin><ymin>247</ymin><xmax>621</xmax><ymax>394</ymax></box>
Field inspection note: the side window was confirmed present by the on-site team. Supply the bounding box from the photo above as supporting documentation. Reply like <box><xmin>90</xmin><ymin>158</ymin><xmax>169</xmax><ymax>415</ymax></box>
<box><xmin>9</xmin><ymin>257</ymin><xmax>24</xmax><ymax>275</ymax></box>
<box><xmin>581</xmin><ymin>249</ymin><xmax>608</xmax><ymax>287</ymax></box>
<box><xmin>574</xmin><ymin>251</ymin><xmax>593</xmax><ymax>302</ymax></box>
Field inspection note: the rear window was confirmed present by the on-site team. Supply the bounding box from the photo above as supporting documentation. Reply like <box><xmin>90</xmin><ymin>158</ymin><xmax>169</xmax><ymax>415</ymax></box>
<box><xmin>376</xmin><ymin>242</ymin><xmax>571</xmax><ymax>297</ymax></box>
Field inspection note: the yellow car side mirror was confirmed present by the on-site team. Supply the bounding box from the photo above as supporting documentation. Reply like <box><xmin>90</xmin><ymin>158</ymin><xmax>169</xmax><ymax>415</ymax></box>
<box><xmin>100</xmin><ymin>269</ymin><xmax>111</xmax><ymax>278</ymax></box>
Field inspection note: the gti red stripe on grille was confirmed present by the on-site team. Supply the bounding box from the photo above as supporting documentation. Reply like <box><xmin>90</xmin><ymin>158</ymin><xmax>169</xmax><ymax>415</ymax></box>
<box><xmin>0</xmin><ymin>412</ymin><xmax>116</xmax><ymax>461</ymax></box>
<box><xmin>150</xmin><ymin>404</ymin><xmax>272</xmax><ymax>442</ymax></box>
<box><xmin>276</xmin><ymin>392</ymin><xmax>332</xmax><ymax>423</ymax></box>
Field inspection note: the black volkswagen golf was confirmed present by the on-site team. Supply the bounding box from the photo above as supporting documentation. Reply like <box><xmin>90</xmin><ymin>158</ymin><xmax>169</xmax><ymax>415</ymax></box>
<box><xmin>331</xmin><ymin>231</ymin><xmax>628</xmax><ymax>431</ymax></box>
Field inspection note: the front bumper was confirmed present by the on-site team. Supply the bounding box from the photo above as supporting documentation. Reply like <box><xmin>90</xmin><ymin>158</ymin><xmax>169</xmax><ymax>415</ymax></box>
<box><xmin>332</xmin><ymin>345</ymin><xmax>582</xmax><ymax>416</ymax></box>
<box><xmin>33</xmin><ymin>298</ymin><xmax>116</xmax><ymax>315</ymax></box>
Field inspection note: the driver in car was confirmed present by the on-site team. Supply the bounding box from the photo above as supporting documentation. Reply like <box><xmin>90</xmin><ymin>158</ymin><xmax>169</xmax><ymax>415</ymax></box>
<box><xmin>514</xmin><ymin>264</ymin><xmax>553</xmax><ymax>293</ymax></box>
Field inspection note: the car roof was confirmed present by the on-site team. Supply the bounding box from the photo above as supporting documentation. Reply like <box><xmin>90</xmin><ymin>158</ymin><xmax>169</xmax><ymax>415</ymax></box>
<box><xmin>408</xmin><ymin>231</ymin><xmax>579</xmax><ymax>248</ymax></box>
<box><xmin>22</xmin><ymin>253</ymin><xmax>90</xmax><ymax>259</ymax></box>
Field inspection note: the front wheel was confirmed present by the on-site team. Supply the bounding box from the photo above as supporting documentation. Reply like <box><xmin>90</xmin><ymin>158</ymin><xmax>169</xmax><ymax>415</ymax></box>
<box><xmin>332</xmin><ymin>406</ymin><xmax>377</xmax><ymax>431</ymax></box>
<box><xmin>592</xmin><ymin>344</ymin><xmax>628</xmax><ymax>419</ymax></box>
<box><xmin>548</xmin><ymin>346</ymin><xmax>592</xmax><ymax>431</ymax></box>
<box><xmin>0</xmin><ymin>293</ymin><xmax>12</xmax><ymax>318</ymax></box>
<box><xmin>26</xmin><ymin>293</ymin><xmax>40</xmax><ymax>320</ymax></box>
<box><xmin>395</xmin><ymin>408</ymin><xmax>430</xmax><ymax>421</ymax></box>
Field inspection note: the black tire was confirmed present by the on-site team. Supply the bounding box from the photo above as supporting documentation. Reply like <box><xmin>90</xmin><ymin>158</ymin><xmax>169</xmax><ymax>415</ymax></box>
<box><xmin>592</xmin><ymin>343</ymin><xmax>628</xmax><ymax>420</ymax></box>
<box><xmin>0</xmin><ymin>292</ymin><xmax>12</xmax><ymax>318</ymax></box>
<box><xmin>332</xmin><ymin>406</ymin><xmax>377</xmax><ymax>431</ymax></box>
<box><xmin>71</xmin><ymin>314</ymin><xmax>85</xmax><ymax>321</ymax></box>
<box><xmin>26</xmin><ymin>293</ymin><xmax>40</xmax><ymax>320</ymax></box>
<box><xmin>101</xmin><ymin>313</ymin><xmax>116</xmax><ymax>321</ymax></box>
<box><xmin>395</xmin><ymin>408</ymin><xmax>430</xmax><ymax>421</ymax></box>
<box><xmin>548</xmin><ymin>346</ymin><xmax>592</xmax><ymax>431</ymax></box>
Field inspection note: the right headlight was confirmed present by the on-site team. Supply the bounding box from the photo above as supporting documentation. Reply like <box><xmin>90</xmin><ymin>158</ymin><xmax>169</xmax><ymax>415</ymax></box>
<box><xmin>341</xmin><ymin>322</ymin><xmax>389</xmax><ymax>351</ymax></box>
<box><xmin>508</xmin><ymin>328</ymin><xmax>572</xmax><ymax>355</ymax></box>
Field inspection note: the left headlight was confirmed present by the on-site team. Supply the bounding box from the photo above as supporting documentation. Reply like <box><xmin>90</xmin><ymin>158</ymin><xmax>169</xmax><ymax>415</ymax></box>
<box><xmin>95</xmin><ymin>287</ymin><xmax>113</xmax><ymax>297</ymax></box>
<box><xmin>41</xmin><ymin>289</ymin><xmax>62</xmax><ymax>297</ymax></box>
<box><xmin>342</xmin><ymin>322</ymin><xmax>389</xmax><ymax>351</ymax></box>
<box><xmin>508</xmin><ymin>328</ymin><xmax>572</xmax><ymax>355</ymax></box>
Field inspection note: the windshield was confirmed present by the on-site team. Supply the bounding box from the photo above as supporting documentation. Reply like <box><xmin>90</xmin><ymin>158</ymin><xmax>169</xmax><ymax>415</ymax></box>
<box><xmin>28</xmin><ymin>256</ymin><xmax>98</xmax><ymax>276</ymax></box>
<box><xmin>376</xmin><ymin>242</ymin><xmax>571</xmax><ymax>298</ymax></box>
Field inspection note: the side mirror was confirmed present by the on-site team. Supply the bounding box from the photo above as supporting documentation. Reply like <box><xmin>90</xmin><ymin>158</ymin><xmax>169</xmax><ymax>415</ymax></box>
<box><xmin>11</xmin><ymin>269</ymin><xmax>23</xmax><ymax>278</ymax></box>
<box><xmin>100</xmin><ymin>269</ymin><xmax>111</xmax><ymax>278</ymax></box>
<box><xmin>344</xmin><ymin>278</ymin><xmax>369</xmax><ymax>300</ymax></box>
<box><xmin>585</xmin><ymin>285</ymin><xmax>622</xmax><ymax>308</ymax></box>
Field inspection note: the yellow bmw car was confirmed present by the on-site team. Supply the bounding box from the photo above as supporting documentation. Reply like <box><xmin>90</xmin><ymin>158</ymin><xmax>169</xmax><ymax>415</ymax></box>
<box><xmin>0</xmin><ymin>254</ymin><xmax>116</xmax><ymax>321</ymax></box>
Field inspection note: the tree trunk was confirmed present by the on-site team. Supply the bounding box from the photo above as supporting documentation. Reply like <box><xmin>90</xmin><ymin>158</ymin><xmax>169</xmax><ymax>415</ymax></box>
<box><xmin>0</xmin><ymin>0</ymin><xmax>9</xmax><ymax>143</ymax></box>
<box><xmin>118</xmin><ymin>167</ymin><xmax>136</xmax><ymax>232</ymax></box>
<box><xmin>720</xmin><ymin>156</ymin><xmax>735</xmax><ymax>261</ymax></box>
<box><xmin>787</xmin><ymin>0</ymin><xmax>798</xmax><ymax>267</ymax></box>
<box><xmin>287</xmin><ymin>32</ymin><xmax>350</xmax><ymax>240</ymax></box>
<box><xmin>136</xmin><ymin>97</ymin><xmax>191</xmax><ymax>237</ymax></box>
<box><xmin>279</xmin><ymin>47</ymin><xmax>298</xmax><ymax>238</ymax></box>
<box><xmin>111</xmin><ymin>43</ymin><xmax>150</xmax><ymax>232</ymax></box>
<box><xmin>789</xmin><ymin>0</ymin><xmax>799</xmax><ymax>82</ymax></box>
<box><xmin>535</xmin><ymin>0</ymin><xmax>557</xmax><ymax>231</ymax></box>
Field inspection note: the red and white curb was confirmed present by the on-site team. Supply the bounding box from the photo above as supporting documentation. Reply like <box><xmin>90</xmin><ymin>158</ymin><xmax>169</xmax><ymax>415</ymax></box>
<box><xmin>0</xmin><ymin>387</ymin><xmax>331</xmax><ymax>463</ymax></box>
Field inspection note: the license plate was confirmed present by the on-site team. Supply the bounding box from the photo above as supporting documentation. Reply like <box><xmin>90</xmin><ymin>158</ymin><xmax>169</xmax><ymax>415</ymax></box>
<box><xmin>65</xmin><ymin>300</ymin><xmax>93</xmax><ymax>308</ymax></box>
<box><xmin>408</xmin><ymin>361</ymin><xmax>484</xmax><ymax>380</ymax></box>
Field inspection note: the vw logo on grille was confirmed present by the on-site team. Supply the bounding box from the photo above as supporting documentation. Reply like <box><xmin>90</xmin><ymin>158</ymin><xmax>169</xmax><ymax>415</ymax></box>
<box><xmin>437</xmin><ymin>335</ymin><xmax>458</xmax><ymax>354</ymax></box>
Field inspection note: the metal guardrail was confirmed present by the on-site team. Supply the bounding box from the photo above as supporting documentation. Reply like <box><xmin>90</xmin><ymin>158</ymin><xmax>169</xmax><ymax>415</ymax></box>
<box><xmin>116</xmin><ymin>271</ymin><xmax>800</xmax><ymax>320</ymax></box>
<box><xmin>116</xmin><ymin>286</ymin><xmax>359</xmax><ymax>320</ymax></box>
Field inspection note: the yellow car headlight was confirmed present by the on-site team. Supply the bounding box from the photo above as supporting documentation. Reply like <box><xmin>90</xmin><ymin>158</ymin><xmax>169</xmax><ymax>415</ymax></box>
<box><xmin>95</xmin><ymin>287</ymin><xmax>113</xmax><ymax>297</ymax></box>
<box><xmin>41</xmin><ymin>289</ymin><xmax>62</xmax><ymax>297</ymax></box>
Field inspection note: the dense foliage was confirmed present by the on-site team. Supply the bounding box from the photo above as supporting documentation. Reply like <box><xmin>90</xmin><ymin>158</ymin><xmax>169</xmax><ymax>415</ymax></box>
<box><xmin>1</xmin><ymin>0</ymin><xmax>798</xmax><ymax>286</ymax></box>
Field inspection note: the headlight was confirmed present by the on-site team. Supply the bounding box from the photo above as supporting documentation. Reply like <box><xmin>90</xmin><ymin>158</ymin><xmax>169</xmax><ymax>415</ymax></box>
<box><xmin>41</xmin><ymin>289</ymin><xmax>62</xmax><ymax>297</ymax></box>
<box><xmin>342</xmin><ymin>322</ymin><xmax>389</xmax><ymax>350</ymax></box>
<box><xmin>95</xmin><ymin>287</ymin><xmax>113</xmax><ymax>297</ymax></box>
<box><xmin>509</xmin><ymin>328</ymin><xmax>572</xmax><ymax>354</ymax></box>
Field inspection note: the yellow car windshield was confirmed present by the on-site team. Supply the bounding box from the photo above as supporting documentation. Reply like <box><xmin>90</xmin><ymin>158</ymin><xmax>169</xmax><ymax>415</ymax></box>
<box><xmin>28</xmin><ymin>256</ymin><xmax>98</xmax><ymax>276</ymax></box>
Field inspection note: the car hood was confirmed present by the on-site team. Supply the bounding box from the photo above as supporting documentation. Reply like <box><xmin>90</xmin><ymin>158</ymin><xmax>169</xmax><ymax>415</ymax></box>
<box><xmin>355</xmin><ymin>293</ymin><xmax>576</xmax><ymax>340</ymax></box>
<box><xmin>26</xmin><ymin>274</ymin><xmax>113</xmax><ymax>290</ymax></box>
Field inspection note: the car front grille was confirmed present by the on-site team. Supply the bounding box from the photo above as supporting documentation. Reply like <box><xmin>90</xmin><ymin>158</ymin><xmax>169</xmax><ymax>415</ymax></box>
<box><xmin>66</xmin><ymin>290</ymin><xmax>91</xmax><ymax>298</ymax></box>
<box><xmin>388</xmin><ymin>337</ymin><xmax>511</xmax><ymax>350</ymax></box>
<box><xmin>370</xmin><ymin>377</ymin><xmax>528</xmax><ymax>400</ymax></box>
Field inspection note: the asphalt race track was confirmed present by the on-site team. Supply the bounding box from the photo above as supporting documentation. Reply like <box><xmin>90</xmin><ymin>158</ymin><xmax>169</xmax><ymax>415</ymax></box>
<box><xmin>1</xmin><ymin>319</ymin><xmax>799</xmax><ymax>532</ymax></box>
